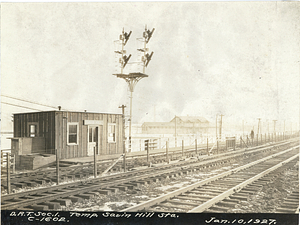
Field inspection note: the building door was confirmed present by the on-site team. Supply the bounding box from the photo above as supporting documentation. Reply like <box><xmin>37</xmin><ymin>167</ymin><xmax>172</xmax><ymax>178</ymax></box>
<box><xmin>88</xmin><ymin>126</ymin><xmax>99</xmax><ymax>156</ymax></box>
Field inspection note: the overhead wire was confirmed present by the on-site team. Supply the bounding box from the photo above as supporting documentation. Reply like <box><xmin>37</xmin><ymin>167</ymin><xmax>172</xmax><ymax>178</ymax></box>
<box><xmin>1</xmin><ymin>102</ymin><xmax>43</xmax><ymax>111</ymax></box>
<box><xmin>1</xmin><ymin>95</ymin><xmax>57</xmax><ymax>109</ymax></box>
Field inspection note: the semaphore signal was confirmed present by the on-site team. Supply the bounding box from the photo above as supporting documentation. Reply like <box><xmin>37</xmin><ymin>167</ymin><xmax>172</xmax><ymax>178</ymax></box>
<box><xmin>113</xmin><ymin>25</ymin><xmax>155</xmax><ymax>152</ymax></box>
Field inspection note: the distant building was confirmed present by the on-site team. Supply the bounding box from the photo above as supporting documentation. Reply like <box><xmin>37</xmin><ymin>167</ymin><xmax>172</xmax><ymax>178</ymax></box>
<box><xmin>142</xmin><ymin>116</ymin><xmax>210</xmax><ymax>134</ymax></box>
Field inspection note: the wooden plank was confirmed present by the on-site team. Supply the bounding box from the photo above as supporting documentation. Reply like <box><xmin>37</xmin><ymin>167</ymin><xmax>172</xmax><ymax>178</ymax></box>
<box><xmin>62</xmin><ymin>112</ymin><xmax>65</xmax><ymax>158</ymax></box>
<box><xmin>77</xmin><ymin>112</ymin><xmax>82</xmax><ymax>158</ymax></box>
<box><xmin>14</xmin><ymin>115</ymin><xmax>18</xmax><ymax>137</ymax></box>
<box><xmin>118</xmin><ymin>115</ymin><xmax>122</xmax><ymax>154</ymax></box>
<box><xmin>50</xmin><ymin>112</ymin><xmax>55</xmax><ymax>154</ymax></box>
<box><xmin>54</xmin><ymin>112</ymin><xmax>58</xmax><ymax>158</ymax></box>
<box><xmin>80</xmin><ymin>113</ymin><xmax>83</xmax><ymax>157</ymax></box>
<box><xmin>22</xmin><ymin>114</ymin><xmax>25</xmax><ymax>137</ymax></box>
<box><xmin>58</xmin><ymin>112</ymin><xmax>62</xmax><ymax>158</ymax></box>
<box><xmin>103</xmin><ymin>114</ymin><xmax>107</xmax><ymax>155</ymax></box>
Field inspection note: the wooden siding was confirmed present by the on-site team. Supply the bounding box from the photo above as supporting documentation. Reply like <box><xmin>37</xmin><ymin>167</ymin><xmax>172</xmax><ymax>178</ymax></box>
<box><xmin>13</xmin><ymin>111</ymin><xmax>124</xmax><ymax>159</ymax></box>
<box><xmin>54</xmin><ymin>111</ymin><xmax>123</xmax><ymax>159</ymax></box>
<box><xmin>13</xmin><ymin>112</ymin><xmax>55</xmax><ymax>154</ymax></box>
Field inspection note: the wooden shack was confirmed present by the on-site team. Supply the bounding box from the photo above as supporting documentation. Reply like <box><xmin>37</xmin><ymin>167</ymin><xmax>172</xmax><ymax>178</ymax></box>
<box><xmin>11</xmin><ymin>111</ymin><xmax>124</xmax><ymax>169</ymax></box>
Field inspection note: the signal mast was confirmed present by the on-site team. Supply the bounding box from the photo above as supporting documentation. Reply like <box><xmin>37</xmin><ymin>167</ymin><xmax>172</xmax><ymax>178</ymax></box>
<box><xmin>113</xmin><ymin>26</ymin><xmax>155</xmax><ymax>152</ymax></box>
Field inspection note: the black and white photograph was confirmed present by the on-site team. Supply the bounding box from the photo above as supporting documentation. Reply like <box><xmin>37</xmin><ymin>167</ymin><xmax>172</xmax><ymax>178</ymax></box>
<box><xmin>1</xmin><ymin>2</ymin><xmax>299</xmax><ymax>225</ymax></box>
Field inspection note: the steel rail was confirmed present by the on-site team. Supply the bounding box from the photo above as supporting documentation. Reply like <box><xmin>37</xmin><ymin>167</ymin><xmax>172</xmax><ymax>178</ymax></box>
<box><xmin>1</xmin><ymin>140</ymin><xmax>294</xmax><ymax>201</ymax></box>
<box><xmin>1</xmin><ymin>143</ymin><xmax>297</xmax><ymax>210</ymax></box>
<box><xmin>1</xmin><ymin>141</ymin><xmax>280</xmax><ymax>199</ymax></box>
<box><xmin>1</xmin><ymin>139</ymin><xmax>293</xmax><ymax>184</ymax></box>
<box><xmin>121</xmin><ymin>146</ymin><xmax>298</xmax><ymax>212</ymax></box>
<box><xmin>189</xmin><ymin>153</ymin><xmax>299</xmax><ymax>212</ymax></box>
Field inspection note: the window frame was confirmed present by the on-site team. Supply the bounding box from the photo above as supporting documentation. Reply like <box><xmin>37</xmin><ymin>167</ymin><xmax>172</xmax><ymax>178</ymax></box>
<box><xmin>108</xmin><ymin>123</ymin><xmax>116</xmax><ymax>143</ymax></box>
<box><xmin>67</xmin><ymin>122</ymin><xmax>79</xmax><ymax>145</ymax></box>
<box><xmin>28</xmin><ymin>122</ymin><xmax>39</xmax><ymax>137</ymax></box>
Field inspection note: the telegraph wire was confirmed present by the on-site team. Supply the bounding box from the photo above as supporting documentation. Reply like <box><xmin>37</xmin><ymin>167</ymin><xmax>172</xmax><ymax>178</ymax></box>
<box><xmin>1</xmin><ymin>94</ymin><xmax>57</xmax><ymax>109</ymax></box>
<box><xmin>1</xmin><ymin>102</ymin><xmax>43</xmax><ymax>111</ymax></box>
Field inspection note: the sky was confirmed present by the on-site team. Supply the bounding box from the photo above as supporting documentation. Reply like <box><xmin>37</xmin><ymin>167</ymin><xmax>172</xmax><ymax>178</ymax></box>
<box><xmin>1</xmin><ymin>2</ymin><xmax>299</xmax><ymax>134</ymax></box>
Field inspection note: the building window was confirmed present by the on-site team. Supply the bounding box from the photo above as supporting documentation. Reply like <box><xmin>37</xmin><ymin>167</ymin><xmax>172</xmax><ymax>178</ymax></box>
<box><xmin>108</xmin><ymin>124</ymin><xmax>116</xmax><ymax>142</ymax></box>
<box><xmin>29</xmin><ymin>124</ymin><xmax>37</xmax><ymax>137</ymax></box>
<box><xmin>28</xmin><ymin>123</ymin><xmax>38</xmax><ymax>137</ymax></box>
<box><xmin>89</xmin><ymin>126</ymin><xmax>98</xmax><ymax>143</ymax></box>
<box><xmin>68</xmin><ymin>123</ymin><xmax>78</xmax><ymax>145</ymax></box>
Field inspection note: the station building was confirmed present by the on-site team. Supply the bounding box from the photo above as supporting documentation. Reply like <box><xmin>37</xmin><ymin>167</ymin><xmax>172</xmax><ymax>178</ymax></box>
<box><xmin>10</xmin><ymin>110</ymin><xmax>124</xmax><ymax>169</ymax></box>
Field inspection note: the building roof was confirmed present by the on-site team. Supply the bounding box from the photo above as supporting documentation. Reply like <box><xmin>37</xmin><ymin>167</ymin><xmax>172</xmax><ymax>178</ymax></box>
<box><xmin>142</xmin><ymin>116</ymin><xmax>210</xmax><ymax>127</ymax></box>
<box><xmin>170</xmin><ymin>116</ymin><xmax>209</xmax><ymax>123</ymax></box>
<box><xmin>13</xmin><ymin>110</ymin><xmax>122</xmax><ymax>115</ymax></box>
<box><xmin>142</xmin><ymin>122</ymin><xmax>174</xmax><ymax>127</ymax></box>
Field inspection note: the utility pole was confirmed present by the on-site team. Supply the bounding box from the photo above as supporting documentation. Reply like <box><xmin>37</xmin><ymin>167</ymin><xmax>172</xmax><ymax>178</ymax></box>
<box><xmin>119</xmin><ymin>105</ymin><xmax>126</xmax><ymax>115</ymax></box>
<box><xmin>119</xmin><ymin>105</ymin><xmax>126</xmax><ymax>172</ymax></box>
<box><xmin>219</xmin><ymin>114</ymin><xmax>224</xmax><ymax>140</ymax></box>
<box><xmin>113</xmin><ymin>26</ymin><xmax>154</xmax><ymax>152</ymax></box>
<box><xmin>257</xmin><ymin>118</ymin><xmax>261</xmax><ymax>135</ymax></box>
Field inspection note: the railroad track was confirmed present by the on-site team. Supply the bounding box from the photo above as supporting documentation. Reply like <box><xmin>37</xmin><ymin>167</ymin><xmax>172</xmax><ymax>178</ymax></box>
<box><xmin>1</xmin><ymin>140</ymin><xmax>296</xmax><ymax>193</ymax></box>
<box><xmin>2</xmin><ymin>142</ymin><xmax>290</xmax><ymax>194</ymax></box>
<box><xmin>1</xmin><ymin>141</ymin><xmax>297</xmax><ymax>210</ymax></box>
<box><xmin>121</xmin><ymin>146</ymin><xmax>299</xmax><ymax>213</ymax></box>
<box><xmin>276</xmin><ymin>189</ymin><xmax>299</xmax><ymax>213</ymax></box>
<box><xmin>0</xmin><ymin>141</ymin><xmax>226</xmax><ymax>188</ymax></box>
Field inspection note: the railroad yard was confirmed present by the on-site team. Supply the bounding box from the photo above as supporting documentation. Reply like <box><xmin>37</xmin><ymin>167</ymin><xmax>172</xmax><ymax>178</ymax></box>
<box><xmin>1</xmin><ymin>135</ymin><xmax>299</xmax><ymax>214</ymax></box>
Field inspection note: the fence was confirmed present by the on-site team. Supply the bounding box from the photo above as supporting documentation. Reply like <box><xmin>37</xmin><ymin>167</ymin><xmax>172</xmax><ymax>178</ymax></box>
<box><xmin>127</xmin><ymin>131</ymin><xmax>299</xmax><ymax>152</ymax></box>
<box><xmin>1</xmin><ymin>150</ymin><xmax>15</xmax><ymax>174</ymax></box>
<box><xmin>1</xmin><ymin>150</ymin><xmax>15</xmax><ymax>194</ymax></box>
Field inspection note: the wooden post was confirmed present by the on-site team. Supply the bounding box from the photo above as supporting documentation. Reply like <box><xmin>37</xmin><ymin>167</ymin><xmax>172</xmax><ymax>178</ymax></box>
<box><xmin>260</xmin><ymin>134</ymin><xmax>262</xmax><ymax>145</ymax></box>
<box><xmin>256</xmin><ymin>134</ymin><xmax>258</xmax><ymax>146</ymax></box>
<box><xmin>56</xmin><ymin>149</ymin><xmax>60</xmax><ymax>185</ymax></box>
<box><xmin>7</xmin><ymin>153</ymin><xmax>11</xmax><ymax>194</ymax></box>
<box><xmin>217</xmin><ymin>139</ymin><xmax>219</xmax><ymax>154</ymax></box>
<box><xmin>247</xmin><ymin>135</ymin><xmax>249</xmax><ymax>146</ymax></box>
<box><xmin>166</xmin><ymin>141</ymin><xmax>169</xmax><ymax>163</ymax></box>
<box><xmin>182</xmin><ymin>140</ymin><xmax>184</xmax><ymax>157</ymax></box>
<box><xmin>123</xmin><ymin>153</ymin><xmax>126</xmax><ymax>172</ymax></box>
<box><xmin>12</xmin><ymin>154</ymin><xmax>15</xmax><ymax>174</ymax></box>
<box><xmin>207</xmin><ymin>138</ymin><xmax>209</xmax><ymax>156</ymax></box>
<box><xmin>94</xmin><ymin>146</ymin><xmax>97</xmax><ymax>178</ymax></box>
<box><xmin>233</xmin><ymin>137</ymin><xmax>236</xmax><ymax>151</ymax></box>
<box><xmin>123</xmin><ymin>114</ymin><xmax>126</xmax><ymax>172</ymax></box>
<box><xmin>195</xmin><ymin>139</ymin><xmax>197</xmax><ymax>155</ymax></box>
<box><xmin>240</xmin><ymin>136</ymin><xmax>242</xmax><ymax>148</ymax></box>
